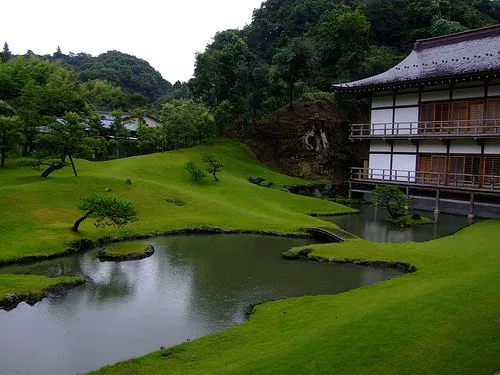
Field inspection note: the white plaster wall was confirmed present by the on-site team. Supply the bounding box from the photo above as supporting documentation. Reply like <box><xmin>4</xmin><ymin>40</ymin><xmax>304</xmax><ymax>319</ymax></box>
<box><xmin>453</xmin><ymin>87</ymin><xmax>484</xmax><ymax>99</ymax></box>
<box><xmin>489</xmin><ymin>85</ymin><xmax>500</xmax><ymax>96</ymax></box>
<box><xmin>421</xmin><ymin>90</ymin><xmax>449</xmax><ymax>102</ymax></box>
<box><xmin>394</xmin><ymin>107</ymin><xmax>419</xmax><ymax>135</ymax></box>
<box><xmin>419</xmin><ymin>141</ymin><xmax>447</xmax><ymax>153</ymax></box>
<box><xmin>395</xmin><ymin>93</ymin><xmax>419</xmax><ymax>106</ymax></box>
<box><xmin>392</xmin><ymin>154</ymin><xmax>417</xmax><ymax>182</ymax></box>
<box><xmin>369</xmin><ymin>153</ymin><xmax>391</xmax><ymax>180</ymax></box>
<box><xmin>393</xmin><ymin>141</ymin><xmax>417</xmax><ymax>153</ymax></box>
<box><xmin>372</xmin><ymin>95</ymin><xmax>392</xmax><ymax>108</ymax></box>
<box><xmin>449</xmin><ymin>140</ymin><xmax>481</xmax><ymax>154</ymax></box>
<box><xmin>371</xmin><ymin>108</ymin><xmax>393</xmax><ymax>135</ymax></box>
<box><xmin>370</xmin><ymin>141</ymin><xmax>391</xmax><ymax>152</ymax></box>
<box><xmin>484</xmin><ymin>140</ymin><xmax>500</xmax><ymax>154</ymax></box>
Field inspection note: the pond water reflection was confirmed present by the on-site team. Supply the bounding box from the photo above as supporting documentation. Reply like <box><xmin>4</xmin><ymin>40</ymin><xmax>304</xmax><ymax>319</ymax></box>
<box><xmin>322</xmin><ymin>205</ymin><xmax>472</xmax><ymax>242</ymax></box>
<box><xmin>0</xmin><ymin>234</ymin><xmax>402</xmax><ymax>375</ymax></box>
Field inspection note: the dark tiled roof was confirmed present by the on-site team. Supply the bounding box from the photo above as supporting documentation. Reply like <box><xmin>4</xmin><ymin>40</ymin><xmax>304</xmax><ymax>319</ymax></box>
<box><xmin>334</xmin><ymin>24</ymin><xmax>500</xmax><ymax>92</ymax></box>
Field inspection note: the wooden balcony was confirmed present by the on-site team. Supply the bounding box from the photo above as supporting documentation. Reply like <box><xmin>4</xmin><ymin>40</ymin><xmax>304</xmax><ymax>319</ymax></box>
<box><xmin>350</xmin><ymin>119</ymin><xmax>500</xmax><ymax>140</ymax></box>
<box><xmin>350</xmin><ymin>167</ymin><xmax>500</xmax><ymax>192</ymax></box>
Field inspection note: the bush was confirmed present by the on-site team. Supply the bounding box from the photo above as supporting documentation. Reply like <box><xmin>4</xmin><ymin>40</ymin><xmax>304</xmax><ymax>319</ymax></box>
<box><xmin>184</xmin><ymin>161</ymin><xmax>206</xmax><ymax>182</ymax></box>
<box><xmin>372</xmin><ymin>185</ymin><xmax>410</xmax><ymax>219</ymax></box>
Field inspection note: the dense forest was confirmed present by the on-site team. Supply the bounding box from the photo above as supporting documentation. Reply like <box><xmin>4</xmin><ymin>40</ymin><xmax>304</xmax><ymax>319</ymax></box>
<box><xmin>189</xmin><ymin>0</ymin><xmax>500</xmax><ymax>129</ymax></box>
<box><xmin>1</xmin><ymin>0</ymin><xmax>499</xmax><ymax>174</ymax></box>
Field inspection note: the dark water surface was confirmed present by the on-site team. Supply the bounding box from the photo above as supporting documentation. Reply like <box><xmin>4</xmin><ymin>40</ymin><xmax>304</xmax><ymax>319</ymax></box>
<box><xmin>322</xmin><ymin>205</ymin><xmax>472</xmax><ymax>242</ymax></box>
<box><xmin>0</xmin><ymin>234</ymin><xmax>402</xmax><ymax>375</ymax></box>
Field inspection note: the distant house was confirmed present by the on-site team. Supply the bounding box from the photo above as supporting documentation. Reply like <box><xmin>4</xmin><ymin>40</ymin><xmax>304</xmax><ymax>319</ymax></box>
<box><xmin>333</xmin><ymin>24</ymin><xmax>500</xmax><ymax>217</ymax></box>
<box><xmin>98</xmin><ymin>112</ymin><xmax>161</xmax><ymax>135</ymax></box>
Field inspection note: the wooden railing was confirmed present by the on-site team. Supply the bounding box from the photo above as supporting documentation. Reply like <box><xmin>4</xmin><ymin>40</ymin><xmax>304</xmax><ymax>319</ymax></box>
<box><xmin>350</xmin><ymin>119</ymin><xmax>500</xmax><ymax>139</ymax></box>
<box><xmin>350</xmin><ymin>167</ymin><xmax>500</xmax><ymax>191</ymax></box>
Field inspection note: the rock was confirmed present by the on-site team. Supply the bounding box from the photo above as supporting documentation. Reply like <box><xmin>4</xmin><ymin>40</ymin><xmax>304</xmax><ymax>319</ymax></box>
<box><xmin>166</xmin><ymin>198</ymin><xmax>185</xmax><ymax>206</ymax></box>
<box><xmin>248</xmin><ymin>177</ymin><xmax>266</xmax><ymax>185</ymax></box>
<box><xmin>1</xmin><ymin>293</ymin><xmax>22</xmax><ymax>309</ymax></box>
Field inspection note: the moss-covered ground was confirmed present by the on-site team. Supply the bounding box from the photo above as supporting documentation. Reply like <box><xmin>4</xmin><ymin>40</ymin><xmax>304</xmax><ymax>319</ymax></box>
<box><xmin>97</xmin><ymin>242</ymin><xmax>154</xmax><ymax>261</ymax></box>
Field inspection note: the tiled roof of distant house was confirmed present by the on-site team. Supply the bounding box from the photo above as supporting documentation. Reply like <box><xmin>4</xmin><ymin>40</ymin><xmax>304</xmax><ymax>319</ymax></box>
<box><xmin>333</xmin><ymin>24</ymin><xmax>500</xmax><ymax>92</ymax></box>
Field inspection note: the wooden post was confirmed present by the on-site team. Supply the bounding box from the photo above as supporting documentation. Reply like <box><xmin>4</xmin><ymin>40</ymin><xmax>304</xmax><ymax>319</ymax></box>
<box><xmin>468</xmin><ymin>192</ymin><xmax>475</xmax><ymax>221</ymax></box>
<box><xmin>434</xmin><ymin>189</ymin><xmax>440</xmax><ymax>221</ymax></box>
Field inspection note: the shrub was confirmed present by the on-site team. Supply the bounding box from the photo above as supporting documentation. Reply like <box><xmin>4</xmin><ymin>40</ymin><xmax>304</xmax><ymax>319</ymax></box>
<box><xmin>184</xmin><ymin>161</ymin><xmax>206</xmax><ymax>182</ymax></box>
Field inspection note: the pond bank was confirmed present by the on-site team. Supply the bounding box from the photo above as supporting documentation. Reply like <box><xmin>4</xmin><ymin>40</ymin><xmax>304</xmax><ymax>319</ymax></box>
<box><xmin>0</xmin><ymin>275</ymin><xmax>84</xmax><ymax>311</ymax></box>
<box><xmin>0</xmin><ymin>226</ymin><xmax>311</xmax><ymax>267</ymax></box>
<box><xmin>0</xmin><ymin>234</ymin><xmax>402</xmax><ymax>375</ymax></box>
<box><xmin>282</xmin><ymin>246</ymin><xmax>417</xmax><ymax>273</ymax></box>
<box><xmin>85</xmin><ymin>220</ymin><xmax>499</xmax><ymax>375</ymax></box>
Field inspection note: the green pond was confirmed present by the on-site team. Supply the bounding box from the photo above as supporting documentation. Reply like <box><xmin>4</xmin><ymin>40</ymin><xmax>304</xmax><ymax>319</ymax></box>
<box><xmin>0</xmin><ymin>234</ymin><xmax>402</xmax><ymax>375</ymax></box>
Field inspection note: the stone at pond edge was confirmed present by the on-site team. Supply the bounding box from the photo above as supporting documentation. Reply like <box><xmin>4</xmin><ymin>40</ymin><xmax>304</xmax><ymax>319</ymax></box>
<box><xmin>97</xmin><ymin>245</ymin><xmax>155</xmax><ymax>262</ymax></box>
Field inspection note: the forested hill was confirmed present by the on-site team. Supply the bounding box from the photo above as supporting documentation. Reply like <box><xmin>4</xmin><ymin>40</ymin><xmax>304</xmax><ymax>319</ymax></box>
<box><xmin>62</xmin><ymin>51</ymin><xmax>172</xmax><ymax>103</ymax></box>
<box><xmin>0</xmin><ymin>47</ymin><xmax>173</xmax><ymax>108</ymax></box>
<box><xmin>190</xmin><ymin>0</ymin><xmax>500</xmax><ymax>128</ymax></box>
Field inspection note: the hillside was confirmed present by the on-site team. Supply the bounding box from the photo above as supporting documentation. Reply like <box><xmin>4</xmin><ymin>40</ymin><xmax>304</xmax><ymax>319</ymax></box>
<box><xmin>0</xmin><ymin>141</ymin><xmax>352</xmax><ymax>264</ymax></box>
<box><xmin>242</xmin><ymin>96</ymin><xmax>368</xmax><ymax>181</ymax></box>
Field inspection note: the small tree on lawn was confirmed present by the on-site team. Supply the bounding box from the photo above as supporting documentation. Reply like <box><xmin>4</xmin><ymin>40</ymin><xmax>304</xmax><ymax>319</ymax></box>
<box><xmin>372</xmin><ymin>185</ymin><xmax>410</xmax><ymax>219</ymax></box>
<box><xmin>72</xmin><ymin>193</ymin><xmax>138</xmax><ymax>232</ymax></box>
<box><xmin>203</xmin><ymin>153</ymin><xmax>224</xmax><ymax>182</ymax></box>
<box><xmin>184</xmin><ymin>161</ymin><xmax>206</xmax><ymax>182</ymax></box>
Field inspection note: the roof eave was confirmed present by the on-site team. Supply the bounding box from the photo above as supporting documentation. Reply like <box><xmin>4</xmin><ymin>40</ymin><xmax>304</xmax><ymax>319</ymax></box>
<box><xmin>333</xmin><ymin>69</ymin><xmax>500</xmax><ymax>94</ymax></box>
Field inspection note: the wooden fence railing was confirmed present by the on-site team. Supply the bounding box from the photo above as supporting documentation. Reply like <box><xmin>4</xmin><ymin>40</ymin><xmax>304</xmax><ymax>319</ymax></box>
<box><xmin>350</xmin><ymin>167</ymin><xmax>500</xmax><ymax>190</ymax></box>
<box><xmin>350</xmin><ymin>119</ymin><xmax>500</xmax><ymax>139</ymax></box>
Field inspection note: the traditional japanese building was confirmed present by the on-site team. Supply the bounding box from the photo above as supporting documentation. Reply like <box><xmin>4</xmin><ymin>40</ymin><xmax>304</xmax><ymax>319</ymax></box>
<box><xmin>334</xmin><ymin>24</ymin><xmax>500</xmax><ymax>217</ymax></box>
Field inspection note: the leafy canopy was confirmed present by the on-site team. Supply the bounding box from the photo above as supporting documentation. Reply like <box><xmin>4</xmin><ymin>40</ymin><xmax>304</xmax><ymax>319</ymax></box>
<box><xmin>372</xmin><ymin>185</ymin><xmax>410</xmax><ymax>219</ymax></box>
<box><xmin>76</xmin><ymin>193</ymin><xmax>138</xmax><ymax>228</ymax></box>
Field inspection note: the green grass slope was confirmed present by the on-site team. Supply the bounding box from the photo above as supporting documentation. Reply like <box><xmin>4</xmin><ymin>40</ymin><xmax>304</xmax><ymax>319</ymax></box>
<box><xmin>0</xmin><ymin>141</ymin><xmax>353</xmax><ymax>264</ymax></box>
<box><xmin>91</xmin><ymin>220</ymin><xmax>500</xmax><ymax>375</ymax></box>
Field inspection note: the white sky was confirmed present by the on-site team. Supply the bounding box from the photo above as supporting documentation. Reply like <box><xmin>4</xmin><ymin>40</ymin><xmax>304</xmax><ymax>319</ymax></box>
<box><xmin>0</xmin><ymin>0</ymin><xmax>264</xmax><ymax>83</ymax></box>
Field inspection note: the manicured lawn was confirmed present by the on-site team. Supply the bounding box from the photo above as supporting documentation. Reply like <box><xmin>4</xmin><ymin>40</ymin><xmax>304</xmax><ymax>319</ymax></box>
<box><xmin>0</xmin><ymin>274</ymin><xmax>83</xmax><ymax>308</ymax></box>
<box><xmin>1</xmin><ymin>141</ymin><xmax>497</xmax><ymax>374</ymax></box>
<box><xmin>0</xmin><ymin>141</ymin><xmax>353</xmax><ymax>264</ymax></box>
<box><xmin>97</xmin><ymin>242</ymin><xmax>154</xmax><ymax>261</ymax></box>
<box><xmin>90</xmin><ymin>220</ymin><xmax>500</xmax><ymax>375</ymax></box>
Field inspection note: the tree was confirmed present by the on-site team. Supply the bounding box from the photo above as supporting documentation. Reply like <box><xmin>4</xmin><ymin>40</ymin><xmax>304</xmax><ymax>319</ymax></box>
<box><xmin>372</xmin><ymin>185</ymin><xmax>410</xmax><ymax>219</ymax></box>
<box><xmin>19</xmin><ymin>112</ymin><xmax>89</xmax><ymax>177</ymax></box>
<box><xmin>72</xmin><ymin>193</ymin><xmax>138</xmax><ymax>232</ymax></box>
<box><xmin>161</xmin><ymin>99</ymin><xmax>216</xmax><ymax>149</ymax></box>
<box><xmin>1</xmin><ymin>42</ymin><xmax>12</xmax><ymax>62</ymax></box>
<box><xmin>203</xmin><ymin>154</ymin><xmax>224</xmax><ymax>182</ymax></box>
<box><xmin>0</xmin><ymin>115</ymin><xmax>22</xmax><ymax>167</ymax></box>
<box><xmin>184</xmin><ymin>161</ymin><xmax>206</xmax><ymax>182</ymax></box>
<box><xmin>109</xmin><ymin>109</ymin><xmax>130</xmax><ymax>158</ymax></box>
<box><xmin>270</xmin><ymin>37</ymin><xmax>314</xmax><ymax>110</ymax></box>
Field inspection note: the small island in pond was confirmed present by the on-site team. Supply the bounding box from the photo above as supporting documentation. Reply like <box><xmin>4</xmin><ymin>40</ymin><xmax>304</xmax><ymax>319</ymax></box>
<box><xmin>97</xmin><ymin>242</ymin><xmax>155</xmax><ymax>262</ymax></box>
